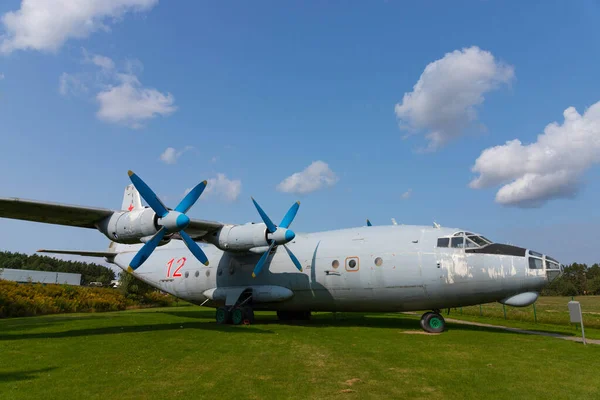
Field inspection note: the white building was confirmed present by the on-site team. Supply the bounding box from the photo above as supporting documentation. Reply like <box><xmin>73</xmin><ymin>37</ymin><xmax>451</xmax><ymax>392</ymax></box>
<box><xmin>0</xmin><ymin>268</ymin><xmax>81</xmax><ymax>286</ymax></box>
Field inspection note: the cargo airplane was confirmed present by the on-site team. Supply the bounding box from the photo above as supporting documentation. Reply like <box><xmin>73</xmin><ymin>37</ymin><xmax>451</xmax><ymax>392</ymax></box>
<box><xmin>0</xmin><ymin>172</ymin><xmax>563</xmax><ymax>332</ymax></box>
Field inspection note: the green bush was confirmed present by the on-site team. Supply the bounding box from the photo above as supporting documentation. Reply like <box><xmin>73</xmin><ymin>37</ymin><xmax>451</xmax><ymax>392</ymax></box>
<box><xmin>0</xmin><ymin>279</ymin><xmax>177</xmax><ymax>318</ymax></box>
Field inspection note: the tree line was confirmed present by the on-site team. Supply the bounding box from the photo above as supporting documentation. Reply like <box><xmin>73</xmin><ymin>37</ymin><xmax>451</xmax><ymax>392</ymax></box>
<box><xmin>0</xmin><ymin>250</ymin><xmax>115</xmax><ymax>286</ymax></box>
<box><xmin>541</xmin><ymin>263</ymin><xmax>600</xmax><ymax>296</ymax></box>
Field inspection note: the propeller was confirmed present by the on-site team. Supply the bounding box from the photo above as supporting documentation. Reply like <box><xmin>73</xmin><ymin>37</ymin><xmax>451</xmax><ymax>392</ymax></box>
<box><xmin>126</xmin><ymin>170</ymin><xmax>209</xmax><ymax>272</ymax></box>
<box><xmin>250</xmin><ymin>197</ymin><xmax>302</xmax><ymax>277</ymax></box>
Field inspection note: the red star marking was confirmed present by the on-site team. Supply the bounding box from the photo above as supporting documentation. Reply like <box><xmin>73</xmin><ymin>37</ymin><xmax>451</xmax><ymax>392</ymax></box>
<box><xmin>128</xmin><ymin>203</ymin><xmax>134</xmax><ymax>211</ymax></box>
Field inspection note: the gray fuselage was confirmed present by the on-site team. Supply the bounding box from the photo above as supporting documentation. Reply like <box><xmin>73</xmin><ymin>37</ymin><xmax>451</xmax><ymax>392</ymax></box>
<box><xmin>114</xmin><ymin>225</ymin><xmax>554</xmax><ymax>312</ymax></box>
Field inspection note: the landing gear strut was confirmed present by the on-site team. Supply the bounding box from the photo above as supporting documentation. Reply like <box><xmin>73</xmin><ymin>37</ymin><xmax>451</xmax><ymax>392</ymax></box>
<box><xmin>420</xmin><ymin>311</ymin><xmax>446</xmax><ymax>333</ymax></box>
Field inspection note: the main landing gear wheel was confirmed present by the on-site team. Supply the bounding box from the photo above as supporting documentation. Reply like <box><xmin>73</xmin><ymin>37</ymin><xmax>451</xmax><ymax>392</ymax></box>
<box><xmin>216</xmin><ymin>307</ymin><xmax>231</xmax><ymax>324</ymax></box>
<box><xmin>420</xmin><ymin>312</ymin><xmax>446</xmax><ymax>333</ymax></box>
<box><xmin>216</xmin><ymin>306</ymin><xmax>255</xmax><ymax>325</ymax></box>
<box><xmin>231</xmin><ymin>307</ymin><xmax>244</xmax><ymax>325</ymax></box>
<box><xmin>243</xmin><ymin>306</ymin><xmax>255</xmax><ymax>324</ymax></box>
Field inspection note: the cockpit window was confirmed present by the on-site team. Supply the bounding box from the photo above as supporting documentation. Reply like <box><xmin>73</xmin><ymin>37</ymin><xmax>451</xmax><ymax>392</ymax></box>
<box><xmin>437</xmin><ymin>238</ymin><xmax>449</xmax><ymax>247</ymax></box>
<box><xmin>443</xmin><ymin>232</ymin><xmax>493</xmax><ymax>249</ymax></box>
<box><xmin>546</xmin><ymin>260</ymin><xmax>560</xmax><ymax>270</ymax></box>
<box><xmin>467</xmin><ymin>235</ymin><xmax>491</xmax><ymax>247</ymax></box>
<box><xmin>451</xmin><ymin>237</ymin><xmax>464</xmax><ymax>248</ymax></box>
<box><xmin>529</xmin><ymin>257</ymin><xmax>543</xmax><ymax>270</ymax></box>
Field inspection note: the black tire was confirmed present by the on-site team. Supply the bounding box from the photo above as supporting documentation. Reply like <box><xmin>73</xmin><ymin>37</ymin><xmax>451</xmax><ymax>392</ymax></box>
<box><xmin>216</xmin><ymin>307</ymin><xmax>230</xmax><ymax>324</ymax></box>
<box><xmin>243</xmin><ymin>306</ymin><xmax>255</xmax><ymax>324</ymax></box>
<box><xmin>422</xmin><ymin>312</ymin><xmax>446</xmax><ymax>333</ymax></box>
<box><xmin>231</xmin><ymin>307</ymin><xmax>244</xmax><ymax>325</ymax></box>
<box><xmin>420</xmin><ymin>312</ymin><xmax>433</xmax><ymax>330</ymax></box>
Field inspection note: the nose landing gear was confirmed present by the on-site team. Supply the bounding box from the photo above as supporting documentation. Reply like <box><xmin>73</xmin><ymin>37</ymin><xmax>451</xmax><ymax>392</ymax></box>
<box><xmin>420</xmin><ymin>311</ymin><xmax>446</xmax><ymax>333</ymax></box>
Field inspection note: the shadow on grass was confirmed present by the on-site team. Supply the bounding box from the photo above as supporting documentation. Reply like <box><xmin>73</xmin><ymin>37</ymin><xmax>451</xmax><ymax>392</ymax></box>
<box><xmin>162</xmin><ymin>309</ymin><xmax>573</xmax><ymax>337</ymax></box>
<box><xmin>0</xmin><ymin>321</ymin><xmax>273</xmax><ymax>341</ymax></box>
<box><xmin>0</xmin><ymin>367</ymin><xmax>57</xmax><ymax>382</ymax></box>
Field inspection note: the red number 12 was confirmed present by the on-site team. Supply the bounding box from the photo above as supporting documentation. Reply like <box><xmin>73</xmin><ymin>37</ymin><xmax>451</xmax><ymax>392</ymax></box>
<box><xmin>166</xmin><ymin>257</ymin><xmax>186</xmax><ymax>277</ymax></box>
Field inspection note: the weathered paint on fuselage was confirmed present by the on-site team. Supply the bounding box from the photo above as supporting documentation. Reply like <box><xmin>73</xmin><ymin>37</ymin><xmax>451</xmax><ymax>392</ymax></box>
<box><xmin>113</xmin><ymin>225</ymin><xmax>549</xmax><ymax>312</ymax></box>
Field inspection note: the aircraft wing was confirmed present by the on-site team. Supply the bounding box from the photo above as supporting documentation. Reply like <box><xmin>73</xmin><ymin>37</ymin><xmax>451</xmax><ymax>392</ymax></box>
<box><xmin>181</xmin><ymin>218</ymin><xmax>224</xmax><ymax>240</ymax></box>
<box><xmin>0</xmin><ymin>197</ymin><xmax>114</xmax><ymax>229</ymax></box>
<box><xmin>0</xmin><ymin>197</ymin><xmax>225</xmax><ymax>240</ymax></box>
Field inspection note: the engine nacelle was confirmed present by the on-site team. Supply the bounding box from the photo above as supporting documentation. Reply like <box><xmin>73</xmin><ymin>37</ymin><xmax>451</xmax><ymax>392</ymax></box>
<box><xmin>207</xmin><ymin>223</ymin><xmax>269</xmax><ymax>252</ymax></box>
<box><xmin>96</xmin><ymin>208</ymin><xmax>161</xmax><ymax>244</ymax></box>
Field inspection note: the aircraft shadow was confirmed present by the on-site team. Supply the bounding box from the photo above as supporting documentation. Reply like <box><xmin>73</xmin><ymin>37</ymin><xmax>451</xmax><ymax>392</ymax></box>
<box><xmin>0</xmin><ymin>321</ymin><xmax>274</xmax><ymax>341</ymax></box>
<box><xmin>252</xmin><ymin>313</ymin><xmax>573</xmax><ymax>337</ymax></box>
<box><xmin>0</xmin><ymin>367</ymin><xmax>57</xmax><ymax>382</ymax></box>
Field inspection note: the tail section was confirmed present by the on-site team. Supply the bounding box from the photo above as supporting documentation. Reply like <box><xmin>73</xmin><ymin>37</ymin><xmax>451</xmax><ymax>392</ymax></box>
<box><xmin>122</xmin><ymin>184</ymin><xmax>143</xmax><ymax>212</ymax></box>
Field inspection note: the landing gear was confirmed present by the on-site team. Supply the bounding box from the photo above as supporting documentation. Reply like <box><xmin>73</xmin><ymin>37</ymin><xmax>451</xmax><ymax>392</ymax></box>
<box><xmin>216</xmin><ymin>307</ymin><xmax>231</xmax><ymax>324</ymax></box>
<box><xmin>420</xmin><ymin>311</ymin><xmax>446</xmax><ymax>333</ymax></box>
<box><xmin>277</xmin><ymin>310</ymin><xmax>311</xmax><ymax>322</ymax></box>
<box><xmin>230</xmin><ymin>306</ymin><xmax>255</xmax><ymax>325</ymax></box>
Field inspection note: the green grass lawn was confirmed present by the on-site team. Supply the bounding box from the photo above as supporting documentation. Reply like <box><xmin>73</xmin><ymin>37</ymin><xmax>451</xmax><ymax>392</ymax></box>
<box><xmin>1</xmin><ymin>303</ymin><xmax>600</xmax><ymax>399</ymax></box>
<box><xmin>440</xmin><ymin>295</ymin><xmax>600</xmax><ymax>340</ymax></box>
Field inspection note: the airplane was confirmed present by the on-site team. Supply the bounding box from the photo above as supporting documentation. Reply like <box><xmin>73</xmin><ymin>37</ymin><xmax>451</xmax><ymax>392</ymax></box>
<box><xmin>0</xmin><ymin>171</ymin><xmax>564</xmax><ymax>333</ymax></box>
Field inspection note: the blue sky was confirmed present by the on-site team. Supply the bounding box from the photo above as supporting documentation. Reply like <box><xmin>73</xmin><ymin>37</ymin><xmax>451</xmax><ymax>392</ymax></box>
<box><xmin>1</xmin><ymin>0</ymin><xmax>600</xmax><ymax>265</ymax></box>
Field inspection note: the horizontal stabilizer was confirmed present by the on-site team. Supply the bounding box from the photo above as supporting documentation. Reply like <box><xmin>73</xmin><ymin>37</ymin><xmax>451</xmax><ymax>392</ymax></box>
<box><xmin>37</xmin><ymin>249</ymin><xmax>117</xmax><ymax>258</ymax></box>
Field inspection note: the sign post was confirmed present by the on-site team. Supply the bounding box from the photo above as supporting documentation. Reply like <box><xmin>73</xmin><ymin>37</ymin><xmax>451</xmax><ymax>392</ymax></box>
<box><xmin>568</xmin><ymin>301</ymin><xmax>586</xmax><ymax>345</ymax></box>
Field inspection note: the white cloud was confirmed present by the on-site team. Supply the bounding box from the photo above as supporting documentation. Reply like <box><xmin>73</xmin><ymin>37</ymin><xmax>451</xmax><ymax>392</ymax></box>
<box><xmin>91</xmin><ymin>54</ymin><xmax>115</xmax><ymax>71</ymax></box>
<box><xmin>58</xmin><ymin>72</ymin><xmax>87</xmax><ymax>96</ymax></box>
<box><xmin>159</xmin><ymin>146</ymin><xmax>193</xmax><ymax>164</ymax></box>
<box><xmin>198</xmin><ymin>173</ymin><xmax>242</xmax><ymax>202</ymax></box>
<box><xmin>0</xmin><ymin>0</ymin><xmax>158</xmax><ymax>54</ymax></box>
<box><xmin>401</xmin><ymin>189</ymin><xmax>412</xmax><ymax>199</ymax></box>
<box><xmin>277</xmin><ymin>161</ymin><xmax>339</xmax><ymax>194</ymax></box>
<box><xmin>91</xmin><ymin>56</ymin><xmax>176</xmax><ymax>128</ymax></box>
<box><xmin>395</xmin><ymin>46</ymin><xmax>514</xmax><ymax>151</ymax></box>
<box><xmin>470</xmin><ymin>101</ymin><xmax>600</xmax><ymax>207</ymax></box>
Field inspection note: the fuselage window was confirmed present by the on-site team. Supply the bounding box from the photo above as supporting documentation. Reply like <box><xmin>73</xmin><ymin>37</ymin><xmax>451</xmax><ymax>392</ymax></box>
<box><xmin>346</xmin><ymin>257</ymin><xmax>359</xmax><ymax>272</ymax></box>
<box><xmin>195</xmin><ymin>270</ymin><xmax>200</xmax><ymax>277</ymax></box>
<box><xmin>332</xmin><ymin>260</ymin><xmax>339</xmax><ymax>269</ymax></box>
<box><xmin>451</xmin><ymin>237</ymin><xmax>464</xmax><ymax>248</ymax></box>
<box><xmin>374</xmin><ymin>257</ymin><xmax>383</xmax><ymax>266</ymax></box>
<box><xmin>184</xmin><ymin>271</ymin><xmax>189</xmax><ymax>278</ymax></box>
<box><xmin>437</xmin><ymin>238</ymin><xmax>449</xmax><ymax>247</ymax></box>
<box><xmin>529</xmin><ymin>258</ymin><xmax>543</xmax><ymax>270</ymax></box>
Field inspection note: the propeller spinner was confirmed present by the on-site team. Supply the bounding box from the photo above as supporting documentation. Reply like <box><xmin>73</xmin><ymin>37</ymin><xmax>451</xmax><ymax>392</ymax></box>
<box><xmin>126</xmin><ymin>170</ymin><xmax>209</xmax><ymax>272</ymax></box>
<box><xmin>250</xmin><ymin>197</ymin><xmax>303</xmax><ymax>278</ymax></box>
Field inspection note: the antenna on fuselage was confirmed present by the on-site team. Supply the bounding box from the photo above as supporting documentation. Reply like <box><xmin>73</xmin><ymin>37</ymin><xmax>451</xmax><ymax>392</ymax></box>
<box><xmin>433</xmin><ymin>221</ymin><xmax>441</xmax><ymax>229</ymax></box>
<box><xmin>391</xmin><ymin>218</ymin><xmax>398</xmax><ymax>226</ymax></box>
<box><xmin>366</xmin><ymin>219</ymin><xmax>372</xmax><ymax>226</ymax></box>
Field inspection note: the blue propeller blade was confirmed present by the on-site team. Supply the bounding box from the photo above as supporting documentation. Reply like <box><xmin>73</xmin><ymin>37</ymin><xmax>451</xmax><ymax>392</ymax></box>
<box><xmin>128</xmin><ymin>227</ymin><xmax>167</xmax><ymax>271</ymax></box>
<box><xmin>128</xmin><ymin>170</ymin><xmax>169</xmax><ymax>218</ymax></box>
<box><xmin>283</xmin><ymin>244</ymin><xmax>303</xmax><ymax>272</ymax></box>
<box><xmin>280</xmin><ymin>201</ymin><xmax>300</xmax><ymax>229</ymax></box>
<box><xmin>180</xmin><ymin>230</ymin><xmax>209</xmax><ymax>266</ymax></box>
<box><xmin>175</xmin><ymin>180</ymin><xmax>207</xmax><ymax>214</ymax></box>
<box><xmin>251</xmin><ymin>197</ymin><xmax>277</xmax><ymax>233</ymax></box>
<box><xmin>252</xmin><ymin>241</ymin><xmax>276</xmax><ymax>278</ymax></box>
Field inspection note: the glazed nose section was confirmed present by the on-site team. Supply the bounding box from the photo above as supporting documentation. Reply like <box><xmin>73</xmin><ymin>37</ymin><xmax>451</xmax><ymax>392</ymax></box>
<box><xmin>544</xmin><ymin>254</ymin><xmax>563</xmax><ymax>282</ymax></box>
